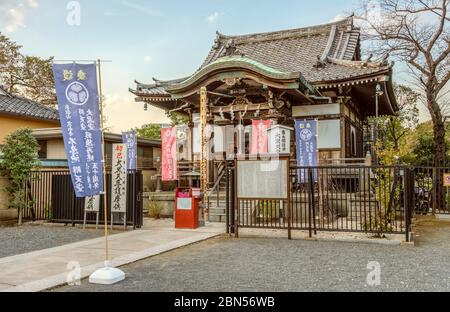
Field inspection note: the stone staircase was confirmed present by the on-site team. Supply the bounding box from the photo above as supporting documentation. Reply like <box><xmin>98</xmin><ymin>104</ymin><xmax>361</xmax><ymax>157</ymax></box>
<box><xmin>207</xmin><ymin>171</ymin><xmax>228</xmax><ymax>223</ymax></box>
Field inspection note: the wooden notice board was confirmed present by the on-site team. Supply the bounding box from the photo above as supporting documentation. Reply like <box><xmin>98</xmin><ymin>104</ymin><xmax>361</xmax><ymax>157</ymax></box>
<box><xmin>236</xmin><ymin>158</ymin><xmax>289</xmax><ymax>200</ymax></box>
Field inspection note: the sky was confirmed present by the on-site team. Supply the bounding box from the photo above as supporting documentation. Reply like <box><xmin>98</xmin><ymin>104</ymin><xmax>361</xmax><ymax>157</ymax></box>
<box><xmin>0</xmin><ymin>0</ymin><xmax>422</xmax><ymax>132</ymax></box>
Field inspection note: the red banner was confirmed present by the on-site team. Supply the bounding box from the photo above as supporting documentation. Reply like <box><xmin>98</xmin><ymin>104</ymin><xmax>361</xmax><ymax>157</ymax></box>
<box><xmin>251</xmin><ymin>120</ymin><xmax>272</xmax><ymax>155</ymax></box>
<box><xmin>161</xmin><ymin>127</ymin><xmax>177</xmax><ymax>181</ymax></box>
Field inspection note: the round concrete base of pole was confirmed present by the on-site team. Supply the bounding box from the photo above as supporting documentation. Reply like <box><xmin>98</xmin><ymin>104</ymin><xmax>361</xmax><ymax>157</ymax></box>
<box><xmin>89</xmin><ymin>261</ymin><xmax>125</xmax><ymax>285</ymax></box>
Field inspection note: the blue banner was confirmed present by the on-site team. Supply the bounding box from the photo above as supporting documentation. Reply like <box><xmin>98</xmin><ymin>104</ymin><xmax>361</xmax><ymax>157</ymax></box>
<box><xmin>122</xmin><ymin>131</ymin><xmax>137</xmax><ymax>171</ymax></box>
<box><xmin>295</xmin><ymin>120</ymin><xmax>318</xmax><ymax>183</ymax></box>
<box><xmin>52</xmin><ymin>63</ymin><xmax>104</xmax><ymax>197</ymax></box>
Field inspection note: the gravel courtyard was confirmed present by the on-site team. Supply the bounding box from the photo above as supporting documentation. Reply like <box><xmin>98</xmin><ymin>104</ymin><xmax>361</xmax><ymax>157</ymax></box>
<box><xmin>0</xmin><ymin>224</ymin><xmax>105</xmax><ymax>258</ymax></box>
<box><xmin>54</xmin><ymin>219</ymin><xmax>450</xmax><ymax>292</ymax></box>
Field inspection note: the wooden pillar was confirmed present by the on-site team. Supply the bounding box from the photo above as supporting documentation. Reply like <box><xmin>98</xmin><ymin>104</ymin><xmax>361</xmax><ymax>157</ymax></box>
<box><xmin>200</xmin><ymin>87</ymin><xmax>208</xmax><ymax>224</ymax></box>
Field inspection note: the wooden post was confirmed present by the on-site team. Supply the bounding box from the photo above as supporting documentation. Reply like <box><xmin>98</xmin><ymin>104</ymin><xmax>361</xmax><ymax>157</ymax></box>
<box><xmin>200</xmin><ymin>87</ymin><xmax>208</xmax><ymax>224</ymax></box>
<box><xmin>97</xmin><ymin>59</ymin><xmax>109</xmax><ymax>263</ymax></box>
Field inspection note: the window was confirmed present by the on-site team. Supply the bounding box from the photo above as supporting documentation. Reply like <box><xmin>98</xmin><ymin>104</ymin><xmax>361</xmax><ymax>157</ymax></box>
<box><xmin>350</xmin><ymin>126</ymin><xmax>357</xmax><ymax>156</ymax></box>
<box><xmin>37</xmin><ymin>140</ymin><xmax>47</xmax><ymax>159</ymax></box>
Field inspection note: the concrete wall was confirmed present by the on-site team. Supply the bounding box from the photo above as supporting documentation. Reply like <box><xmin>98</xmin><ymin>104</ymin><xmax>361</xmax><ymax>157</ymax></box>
<box><xmin>144</xmin><ymin>192</ymin><xmax>175</xmax><ymax>218</ymax></box>
<box><xmin>0</xmin><ymin>115</ymin><xmax>59</xmax><ymax>144</ymax></box>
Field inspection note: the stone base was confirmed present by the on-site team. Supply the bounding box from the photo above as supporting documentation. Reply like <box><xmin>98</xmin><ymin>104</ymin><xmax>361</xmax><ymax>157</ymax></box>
<box><xmin>89</xmin><ymin>261</ymin><xmax>125</xmax><ymax>285</ymax></box>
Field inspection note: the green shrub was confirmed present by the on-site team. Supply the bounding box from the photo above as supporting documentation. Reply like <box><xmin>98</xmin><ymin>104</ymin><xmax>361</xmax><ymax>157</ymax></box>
<box><xmin>148</xmin><ymin>199</ymin><xmax>163</xmax><ymax>219</ymax></box>
<box><xmin>0</xmin><ymin>129</ymin><xmax>40</xmax><ymax>213</ymax></box>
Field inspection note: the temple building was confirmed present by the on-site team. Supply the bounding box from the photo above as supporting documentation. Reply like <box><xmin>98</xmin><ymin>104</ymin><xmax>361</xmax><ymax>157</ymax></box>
<box><xmin>131</xmin><ymin>17</ymin><xmax>397</xmax><ymax>165</ymax></box>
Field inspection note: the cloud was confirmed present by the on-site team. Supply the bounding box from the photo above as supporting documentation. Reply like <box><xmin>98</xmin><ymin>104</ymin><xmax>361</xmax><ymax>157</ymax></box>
<box><xmin>27</xmin><ymin>0</ymin><xmax>39</xmax><ymax>8</ymax></box>
<box><xmin>206</xmin><ymin>12</ymin><xmax>222</xmax><ymax>24</ymax></box>
<box><xmin>143</xmin><ymin>55</ymin><xmax>153</xmax><ymax>64</ymax></box>
<box><xmin>1</xmin><ymin>0</ymin><xmax>39</xmax><ymax>33</ymax></box>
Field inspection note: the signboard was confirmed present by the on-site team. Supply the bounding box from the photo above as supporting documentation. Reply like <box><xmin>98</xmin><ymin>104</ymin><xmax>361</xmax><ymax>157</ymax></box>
<box><xmin>122</xmin><ymin>131</ymin><xmax>137</xmax><ymax>171</ymax></box>
<box><xmin>84</xmin><ymin>195</ymin><xmax>100</xmax><ymax>212</ymax></box>
<box><xmin>251</xmin><ymin>120</ymin><xmax>272</xmax><ymax>155</ymax></box>
<box><xmin>111</xmin><ymin>144</ymin><xmax>128</xmax><ymax>213</ymax></box>
<box><xmin>161</xmin><ymin>127</ymin><xmax>177</xmax><ymax>181</ymax></box>
<box><xmin>237</xmin><ymin>159</ymin><xmax>288</xmax><ymax>199</ymax></box>
<box><xmin>267</xmin><ymin>125</ymin><xmax>293</xmax><ymax>154</ymax></box>
<box><xmin>444</xmin><ymin>174</ymin><xmax>450</xmax><ymax>187</ymax></box>
<box><xmin>52</xmin><ymin>63</ymin><xmax>103</xmax><ymax>197</ymax></box>
<box><xmin>295</xmin><ymin>120</ymin><xmax>318</xmax><ymax>183</ymax></box>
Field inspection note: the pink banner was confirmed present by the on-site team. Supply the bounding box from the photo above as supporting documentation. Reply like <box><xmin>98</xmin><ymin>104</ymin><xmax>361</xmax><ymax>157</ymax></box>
<box><xmin>251</xmin><ymin>120</ymin><xmax>272</xmax><ymax>155</ymax></box>
<box><xmin>161</xmin><ymin>127</ymin><xmax>177</xmax><ymax>181</ymax></box>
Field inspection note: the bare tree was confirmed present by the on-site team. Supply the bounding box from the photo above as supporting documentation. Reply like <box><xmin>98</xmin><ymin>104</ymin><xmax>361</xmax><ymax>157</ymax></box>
<box><xmin>358</xmin><ymin>0</ymin><xmax>449</xmax><ymax>168</ymax></box>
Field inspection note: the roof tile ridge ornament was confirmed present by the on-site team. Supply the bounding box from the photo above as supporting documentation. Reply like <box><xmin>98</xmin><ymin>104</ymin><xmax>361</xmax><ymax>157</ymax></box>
<box><xmin>0</xmin><ymin>85</ymin><xmax>12</xmax><ymax>98</ymax></box>
<box><xmin>223</xmin><ymin>39</ymin><xmax>245</xmax><ymax>57</ymax></box>
<box><xmin>216</xmin><ymin>16</ymin><xmax>355</xmax><ymax>45</ymax></box>
<box><xmin>326</xmin><ymin>55</ymin><xmax>393</xmax><ymax>69</ymax></box>
<box><xmin>314</xmin><ymin>55</ymin><xmax>328</xmax><ymax>69</ymax></box>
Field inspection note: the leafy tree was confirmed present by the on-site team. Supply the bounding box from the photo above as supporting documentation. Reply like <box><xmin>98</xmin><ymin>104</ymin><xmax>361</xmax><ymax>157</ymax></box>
<box><xmin>0</xmin><ymin>129</ymin><xmax>40</xmax><ymax>224</ymax></box>
<box><xmin>358</xmin><ymin>0</ymin><xmax>450</xmax><ymax>168</ymax></box>
<box><xmin>404</xmin><ymin>121</ymin><xmax>450</xmax><ymax>166</ymax></box>
<box><xmin>373</xmin><ymin>84</ymin><xmax>420</xmax><ymax>165</ymax></box>
<box><xmin>136</xmin><ymin>124</ymin><xmax>162</xmax><ymax>140</ymax></box>
<box><xmin>168</xmin><ymin>112</ymin><xmax>189</xmax><ymax>126</ymax></box>
<box><xmin>0</xmin><ymin>33</ymin><xmax>56</xmax><ymax>106</ymax></box>
<box><xmin>136</xmin><ymin>112</ymin><xmax>188</xmax><ymax>140</ymax></box>
<box><xmin>383</xmin><ymin>84</ymin><xmax>420</xmax><ymax>151</ymax></box>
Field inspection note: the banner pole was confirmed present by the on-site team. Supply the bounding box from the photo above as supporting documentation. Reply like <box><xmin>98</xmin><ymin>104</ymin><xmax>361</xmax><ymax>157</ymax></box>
<box><xmin>97</xmin><ymin>59</ymin><xmax>109</xmax><ymax>264</ymax></box>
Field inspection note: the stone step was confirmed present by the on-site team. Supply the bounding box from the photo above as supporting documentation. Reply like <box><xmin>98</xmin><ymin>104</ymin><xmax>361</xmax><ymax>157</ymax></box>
<box><xmin>209</xmin><ymin>215</ymin><xmax>226</xmax><ymax>223</ymax></box>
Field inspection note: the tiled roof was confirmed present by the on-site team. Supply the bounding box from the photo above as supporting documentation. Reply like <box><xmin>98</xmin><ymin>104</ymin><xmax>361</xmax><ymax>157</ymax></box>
<box><xmin>0</xmin><ymin>89</ymin><xmax>59</xmax><ymax>121</ymax></box>
<box><xmin>133</xmin><ymin>16</ymin><xmax>392</xmax><ymax>97</ymax></box>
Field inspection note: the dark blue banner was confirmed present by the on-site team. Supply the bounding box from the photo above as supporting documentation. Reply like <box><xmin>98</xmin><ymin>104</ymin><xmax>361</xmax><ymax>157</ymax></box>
<box><xmin>52</xmin><ymin>63</ymin><xmax>104</xmax><ymax>197</ymax></box>
<box><xmin>122</xmin><ymin>131</ymin><xmax>137</xmax><ymax>171</ymax></box>
<box><xmin>295</xmin><ymin>120</ymin><xmax>318</xmax><ymax>183</ymax></box>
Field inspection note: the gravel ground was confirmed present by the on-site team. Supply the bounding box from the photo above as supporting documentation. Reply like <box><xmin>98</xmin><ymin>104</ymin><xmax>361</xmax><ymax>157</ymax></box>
<box><xmin>0</xmin><ymin>224</ymin><xmax>104</xmax><ymax>258</ymax></box>
<box><xmin>54</xmin><ymin>219</ymin><xmax>450</xmax><ymax>292</ymax></box>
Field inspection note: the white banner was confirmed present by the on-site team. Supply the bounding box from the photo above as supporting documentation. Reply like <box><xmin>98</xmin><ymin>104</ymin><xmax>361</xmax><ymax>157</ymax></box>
<box><xmin>111</xmin><ymin>144</ymin><xmax>128</xmax><ymax>213</ymax></box>
<box><xmin>84</xmin><ymin>195</ymin><xmax>100</xmax><ymax>212</ymax></box>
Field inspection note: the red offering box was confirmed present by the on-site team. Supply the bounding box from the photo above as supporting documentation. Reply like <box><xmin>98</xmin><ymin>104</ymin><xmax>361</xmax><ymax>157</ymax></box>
<box><xmin>175</xmin><ymin>188</ymin><xmax>199</xmax><ymax>229</ymax></box>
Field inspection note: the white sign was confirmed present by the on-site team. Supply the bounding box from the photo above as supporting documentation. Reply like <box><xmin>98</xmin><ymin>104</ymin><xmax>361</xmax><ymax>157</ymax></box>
<box><xmin>84</xmin><ymin>195</ymin><xmax>100</xmax><ymax>212</ymax></box>
<box><xmin>111</xmin><ymin>144</ymin><xmax>128</xmax><ymax>213</ymax></box>
<box><xmin>267</xmin><ymin>125</ymin><xmax>293</xmax><ymax>154</ymax></box>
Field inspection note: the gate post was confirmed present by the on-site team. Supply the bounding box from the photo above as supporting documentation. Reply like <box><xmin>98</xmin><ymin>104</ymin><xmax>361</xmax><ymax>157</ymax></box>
<box><xmin>308</xmin><ymin>168</ymin><xmax>314</xmax><ymax>238</ymax></box>
<box><xmin>287</xmin><ymin>159</ymin><xmax>292</xmax><ymax>240</ymax></box>
<box><xmin>404</xmin><ymin>167</ymin><xmax>413</xmax><ymax>242</ymax></box>
<box><xmin>432</xmin><ymin>167</ymin><xmax>437</xmax><ymax>216</ymax></box>
<box><xmin>226</xmin><ymin>161</ymin><xmax>230</xmax><ymax>234</ymax></box>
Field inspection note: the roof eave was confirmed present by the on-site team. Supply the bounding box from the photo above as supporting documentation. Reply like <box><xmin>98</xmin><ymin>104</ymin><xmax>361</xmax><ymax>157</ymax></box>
<box><xmin>0</xmin><ymin>110</ymin><xmax>60</xmax><ymax>123</ymax></box>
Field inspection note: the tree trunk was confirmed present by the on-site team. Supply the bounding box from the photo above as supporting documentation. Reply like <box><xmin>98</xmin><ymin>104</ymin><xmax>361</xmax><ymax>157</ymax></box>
<box><xmin>428</xmin><ymin>92</ymin><xmax>446</xmax><ymax>212</ymax></box>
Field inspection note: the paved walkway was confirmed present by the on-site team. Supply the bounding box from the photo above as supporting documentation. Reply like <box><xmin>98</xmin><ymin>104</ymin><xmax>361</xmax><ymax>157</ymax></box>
<box><xmin>0</xmin><ymin>220</ymin><xmax>224</xmax><ymax>292</ymax></box>
<box><xmin>54</xmin><ymin>219</ymin><xmax>450</xmax><ymax>292</ymax></box>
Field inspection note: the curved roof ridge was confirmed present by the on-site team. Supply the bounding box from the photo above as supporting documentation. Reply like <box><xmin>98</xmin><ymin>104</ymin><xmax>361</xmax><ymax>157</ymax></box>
<box><xmin>216</xmin><ymin>16</ymin><xmax>354</xmax><ymax>42</ymax></box>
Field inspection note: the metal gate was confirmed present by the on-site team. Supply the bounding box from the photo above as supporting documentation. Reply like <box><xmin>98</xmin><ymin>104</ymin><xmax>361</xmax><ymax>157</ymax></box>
<box><xmin>22</xmin><ymin>170</ymin><xmax>144</xmax><ymax>228</ymax></box>
<box><xmin>413</xmin><ymin>167</ymin><xmax>450</xmax><ymax>215</ymax></box>
<box><xmin>225</xmin><ymin>161</ymin><xmax>415</xmax><ymax>242</ymax></box>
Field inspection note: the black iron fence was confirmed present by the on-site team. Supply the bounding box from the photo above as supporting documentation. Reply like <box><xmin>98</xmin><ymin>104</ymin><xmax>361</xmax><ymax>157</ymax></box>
<box><xmin>413</xmin><ymin>167</ymin><xmax>450</xmax><ymax>215</ymax></box>
<box><xmin>21</xmin><ymin>170</ymin><xmax>144</xmax><ymax>228</ymax></box>
<box><xmin>227</xmin><ymin>163</ymin><xmax>414</xmax><ymax>242</ymax></box>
